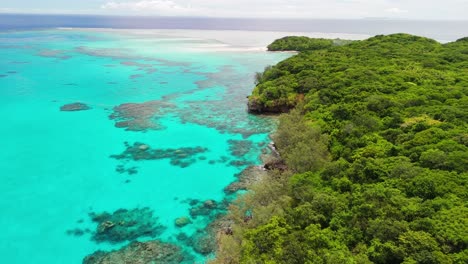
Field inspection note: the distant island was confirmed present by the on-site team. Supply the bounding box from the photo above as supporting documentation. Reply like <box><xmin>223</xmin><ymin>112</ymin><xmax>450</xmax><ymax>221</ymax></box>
<box><xmin>212</xmin><ymin>34</ymin><xmax>468</xmax><ymax>264</ymax></box>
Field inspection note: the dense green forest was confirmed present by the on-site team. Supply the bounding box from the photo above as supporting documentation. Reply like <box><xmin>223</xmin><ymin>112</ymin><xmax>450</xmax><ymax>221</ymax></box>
<box><xmin>212</xmin><ymin>34</ymin><xmax>468</xmax><ymax>264</ymax></box>
<box><xmin>267</xmin><ymin>36</ymin><xmax>353</xmax><ymax>52</ymax></box>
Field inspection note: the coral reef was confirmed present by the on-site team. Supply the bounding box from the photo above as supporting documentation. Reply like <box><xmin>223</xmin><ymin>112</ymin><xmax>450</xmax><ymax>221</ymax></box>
<box><xmin>89</xmin><ymin>208</ymin><xmax>165</xmax><ymax>243</ymax></box>
<box><xmin>66</xmin><ymin>228</ymin><xmax>90</xmax><ymax>237</ymax></box>
<box><xmin>115</xmin><ymin>165</ymin><xmax>138</xmax><ymax>175</ymax></box>
<box><xmin>60</xmin><ymin>102</ymin><xmax>91</xmax><ymax>112</ymax></box>
<box><xmin>109</xmin><ymin>100</ymin><xmax>175</xmax><ymax>131</ymax></box>
<box><xmin>224</xmin><ymin>166</ymin><xmax>268</xmax><ymax>194</ymax></box>
<box><xmin>186</xmin><ymin>215</ymin><xmax>232</xmax><ymax>256</ymax></box>
<box><xmin>174</xmin><ymin>217</ymin><xmax>191</xmax><ymax>228</ymax></box>
<box><xmin>83</xmin><ymin>240</ymin><xmax>188</xmax><ymax>264</ymax></box>
<box><xmin>188</xmin><ymin>230</ymin><xmax>216</xmax><ymax>255</ymax></box>
<box><xmin>111</xmin><ymin>142</ymin><xmax>208</xmax><ymax>168</ymax></box>
<box><xmin>175</xmin><ymin>66</ymin><xmax>276</xmax><ymax>138</ymax></box>
<box><xmin>227</xmin><ymin>139</ymin><xmax>253</xmax><ymax>157</ymax></box>
<box><xmin>188</xmin><ymin>199</ymin><xmax>228</xmax><ymax>219</ymax></box>
<box><xmin>228</xmin><ymin>160</ymin><xmax>253</xmax><ymax>167</ymax></box>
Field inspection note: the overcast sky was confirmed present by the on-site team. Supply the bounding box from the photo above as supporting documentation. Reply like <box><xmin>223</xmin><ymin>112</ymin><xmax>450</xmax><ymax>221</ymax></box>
<box><xmin>1</xmin><ymin>0</ymin><xmax>467</xmax><ymax>20</ymax></box>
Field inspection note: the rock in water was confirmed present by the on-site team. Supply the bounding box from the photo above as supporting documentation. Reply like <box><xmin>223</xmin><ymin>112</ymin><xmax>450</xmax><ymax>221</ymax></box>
<box><xmin>83</xmin><ymin>241</ymin><xmax>186</xmax><ymax>264</ymax></box>
<box><xmin>175</xmin><ymin>217</ymin><xmax>192</xmax><ymax>228</ymax></box>
<box><xmin>60</xmin><ymin>102</ymin><xmax>91</xmax><ymax>112</ymax></box>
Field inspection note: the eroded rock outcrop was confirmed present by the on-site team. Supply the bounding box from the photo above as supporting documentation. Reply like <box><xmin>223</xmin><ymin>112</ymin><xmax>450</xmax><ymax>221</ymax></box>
<box><xmin>247</xmin><ymin>97</ymin><xmax>293</xmax><ymax>114</ymax></box>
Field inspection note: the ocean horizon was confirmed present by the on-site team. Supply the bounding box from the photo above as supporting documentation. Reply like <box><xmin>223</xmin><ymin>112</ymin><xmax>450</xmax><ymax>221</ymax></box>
<box><xmin>1</xmin><ymin>14</ymin><xmax>468</xmax><ymax>42</ymax></box>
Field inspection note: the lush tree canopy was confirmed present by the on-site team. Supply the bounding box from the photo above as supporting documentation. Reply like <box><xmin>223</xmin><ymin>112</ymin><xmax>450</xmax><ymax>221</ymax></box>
<box><xmin>267</xmin><ymin>36</ymin><xmax>353</xmax><ymax>52</ymax></box>
<box><xmin>213</xmin><ymin>34</ymin><xmax>468</xmax><ymax>264</ymax></box>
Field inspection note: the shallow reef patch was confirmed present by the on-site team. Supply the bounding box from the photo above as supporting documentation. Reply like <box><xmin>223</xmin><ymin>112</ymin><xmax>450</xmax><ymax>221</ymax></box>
<box><xmin>109</xmin><ymin>101</ymin><xmax>175</xmax><ymax>131</ymax></box>
<box><xmin>187</xmin><ymin>199</ymin><xmax>228</xmax><ymax>220</ymax></box>
<box><xmin>111</xmin><ymin>142</ymin><xmax>208</xmax><ymax>168</ymax></box>
<box><xmin>228</xmin><ymin>139</ymin><xmax>254</xmax><ymax>157</ymax></box>
<box><xmin>88</xmin><ymin>207</ymin><xmax>165</xmax><ymax>244</ymax></box>
<box><xmin>187</xmin><ymin>215</ymin><xmax>232</xmax><ymax>256</ymax></box>
<box><xmin>115</xmin><ymin>165</ymin><xmax>138</xmax><ymax>175</ymax></box>
<box><xmin>175</xmin><ymin>66</ymin><xmax>276</xmax><ymax>137</ymax></box>
<box><xmin>83</xmin><ymin>240</ymin><xmax>190</xmax><ymax>264</ymax></box>
<box><xmin>60</xmin><ymin>102</ymin><xmax>92</xmax><ymax>112</ymax></box>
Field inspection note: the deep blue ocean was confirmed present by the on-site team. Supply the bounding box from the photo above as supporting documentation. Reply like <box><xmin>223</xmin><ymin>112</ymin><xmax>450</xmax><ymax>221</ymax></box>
<box><xmin>0</xmin><ymin>14</ymin><xmax>467</xmax><ymax>264</ymax></box>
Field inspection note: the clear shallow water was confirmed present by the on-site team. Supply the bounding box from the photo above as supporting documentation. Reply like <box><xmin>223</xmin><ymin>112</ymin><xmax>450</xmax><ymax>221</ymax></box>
<box><xmin>0</xmin><ymin>29</ymin><xmax>291</xmax><ymax>263</ymax></box>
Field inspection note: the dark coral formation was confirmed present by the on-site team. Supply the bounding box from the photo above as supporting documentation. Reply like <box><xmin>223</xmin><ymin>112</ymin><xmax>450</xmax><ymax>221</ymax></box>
<box><xmin>83</xmin><ymin>240</ymin><xmax>188</xmax><ymax>264</ymax></box>
<box><xmin>229</xmin><ymin>160</ymin><xmax>254</xmax><ymax>167</ymax></box>
<box><xmin>111</xmin><ymin>142</ymin><xmax>208</xmax><ymax>168</ymax></box>
<box><xmin>186</xmin><ymin>216</ymin><xmax>232</xmax><ymax>256</ymax></box>
<box><xmin>60</xmin><ymin>102</ymin><xmax>91</xmax><ymax>112</ymax></box>
<box><xmin>188</xmin><ymin>230</ymin><xmax>217</xmax><ymax>255</ymax></box>
<box><xmin>66</xmin><ymin>228</ymin><xmax>90</xmax><ymax>237</ymax></box>
<box><xmin>228</xmin><ymin>139</ymin><xmax>253</xmax><ymax>157</ymax></box>
<box><xmin>89</xmin><ymin>208</ymin><xmax>165</xmax><ymax>244</ymax></box>
<box><xmin>109</xmin><ymin>101</ymin><xmax>175</xmax><ymax>131</ymax></box>
<box><xmin>188</xmin><ymin>199</ymin><xmax>227</xmax><ymax>219</ymax></box>
<box><xmin>115</xmin><ymin>165</ymin><xmax>138</xmax><ymax>175</ymax></box>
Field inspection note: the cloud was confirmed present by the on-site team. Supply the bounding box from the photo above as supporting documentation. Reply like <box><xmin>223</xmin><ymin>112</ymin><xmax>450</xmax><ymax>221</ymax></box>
<box><xmin>385</xmin><ymin>7</ymin><xmax>409</xmax><ymax>14</ymax></box>
<box><xmin>97</xmin><ymin>0</ymin><xmax>467</xmax><ymax>19</ymax></box>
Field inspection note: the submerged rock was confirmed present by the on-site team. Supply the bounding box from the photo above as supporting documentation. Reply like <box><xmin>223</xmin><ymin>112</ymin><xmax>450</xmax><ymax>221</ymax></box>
<box><xmin>60</xmin><ymin>102</ymin><xmax>91</xmax><ymax>112</ymax></box>
<box><xmin>83</xmin><ymin>240</ymin><xmax>187</xmax><ymax>264</ymax></box>
<box><xmin>203</xmin><ymin>200</ymin><xmax>217</xmax><ymax>209</ymax></box>
<box><xmin>174</xmin><ymin>217</ymin><xmax>192</xmax><ymax>228</ymax></box>
<box><xmin>89</xmin><ymin>207</ymin><xmax>165</xmax><ymax>244</ymax></box>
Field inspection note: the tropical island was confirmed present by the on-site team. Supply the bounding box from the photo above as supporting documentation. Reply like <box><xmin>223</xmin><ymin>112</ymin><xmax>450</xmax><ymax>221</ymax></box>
<box><xmin>80</xmin><ymin>33</ymin><xmax>467</xmax><ymax>264</ymax></box>
<box><xmin>211</xmin><ymin>34</ymin><xmax>468</xmax><ymax>264</ymax></box>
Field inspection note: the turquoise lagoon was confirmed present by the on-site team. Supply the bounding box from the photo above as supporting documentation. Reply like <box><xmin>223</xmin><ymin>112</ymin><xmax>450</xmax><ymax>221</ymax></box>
<box><xmin>0</xmin><ymin>29</ymin><xmax>291</xmax><ymax>263</ymax></box>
